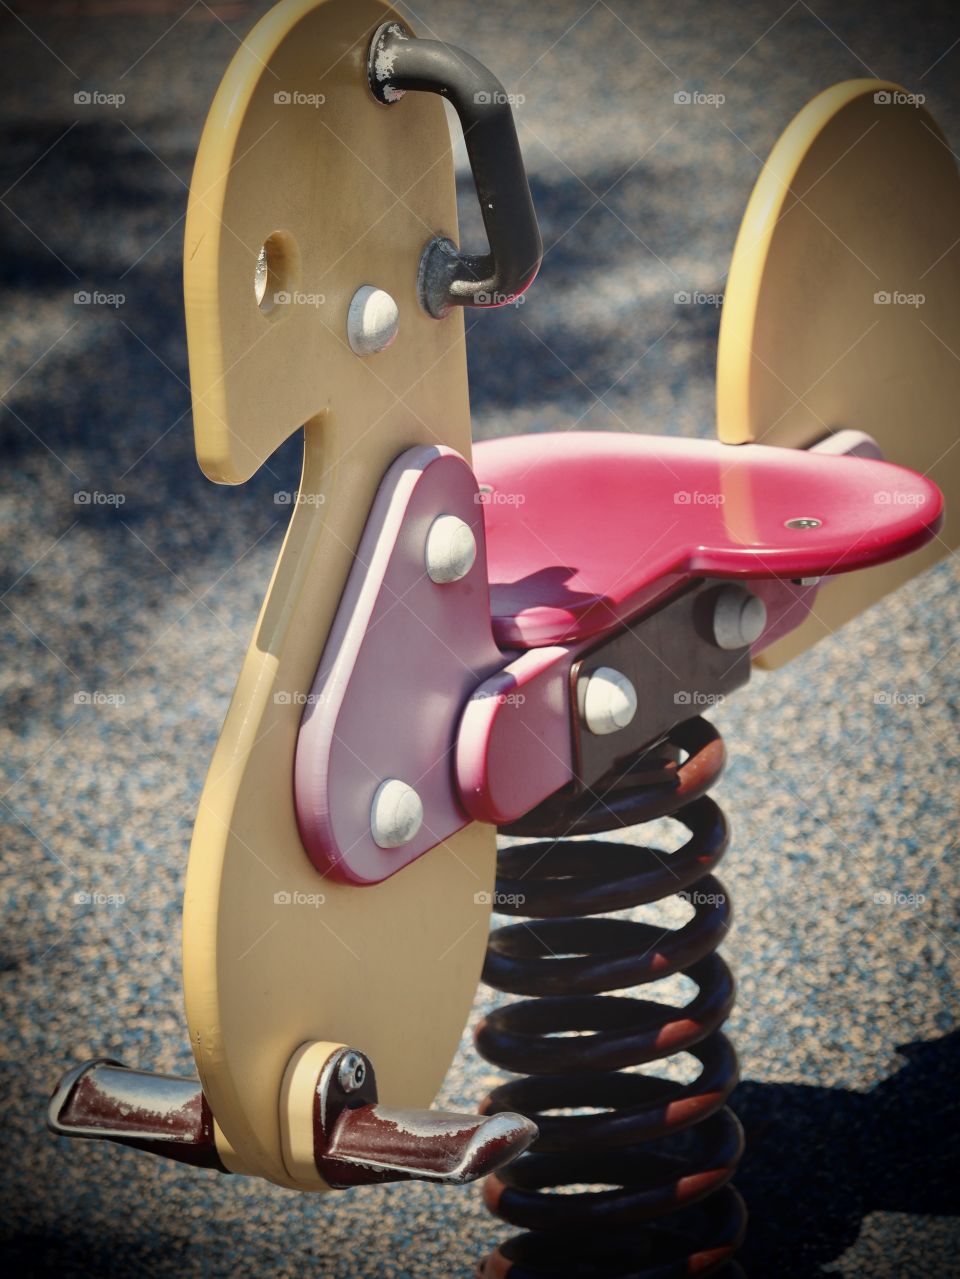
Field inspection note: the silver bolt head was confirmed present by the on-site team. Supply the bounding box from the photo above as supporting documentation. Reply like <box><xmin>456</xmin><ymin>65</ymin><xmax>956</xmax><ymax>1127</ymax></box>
<box><xmin>580</xmin><ymin>667</ymin><xmax>638</xmax><ymax>736</ymax></box>
<box><xmin>370</xmin><ymin>778</ymin><xmax>423</xmax><ymax>848</ymax></box>
<box><xmin>337</xmin><ymin>1051</ymin><xmax>367</xmax><ymax>1093</ymax></box>
<box><xmin>784</xmin><ymin>516</ymin><xmax>822</xmax><ymax>529</ymax></box>
<box><xmin>713</xmin><ymin>587</ymin><xmax>767</xmax><ymax>650</ymax></box>
<box><xmin>347</xmin><ymin>285</ymin><xmax>399</xmax><ymax>356</ymax></box>
<box><xmin>425</xmin><ymin>514</ymin><xmax>477</xmax><ymax>583</ymax></box>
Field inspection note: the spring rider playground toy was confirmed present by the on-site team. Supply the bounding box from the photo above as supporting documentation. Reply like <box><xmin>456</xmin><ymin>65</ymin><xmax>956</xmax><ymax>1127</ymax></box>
<box><xmin>46</xmin><ymin>2</ymin><xmax>960</xmax><ymax>1275</ymax></box>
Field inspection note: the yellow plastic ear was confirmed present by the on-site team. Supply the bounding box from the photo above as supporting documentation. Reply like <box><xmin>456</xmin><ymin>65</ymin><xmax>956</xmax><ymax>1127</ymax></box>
<box><xmin>717</xmin><ymin>80</ymin><xmax>960</xmax><ymax>666</ymax></box>
<box><xmin>181</xmin><ymin>0</ymin><xmax>496</xmax><ymax>1190</ymax></box>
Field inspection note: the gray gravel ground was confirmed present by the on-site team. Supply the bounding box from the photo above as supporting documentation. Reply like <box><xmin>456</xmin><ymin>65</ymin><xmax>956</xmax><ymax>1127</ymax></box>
<box><xmin>1</xmin><ymin>1</ymin><xmax>958</xmax><ymax>1276</ymax></box>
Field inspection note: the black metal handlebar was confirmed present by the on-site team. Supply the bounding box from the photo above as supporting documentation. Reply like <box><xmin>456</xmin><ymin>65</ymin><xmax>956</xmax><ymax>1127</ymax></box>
<box><xmin>367</xmin><ymin>22</ymin><xmax>542</xmax><ymax>318</ymax></box>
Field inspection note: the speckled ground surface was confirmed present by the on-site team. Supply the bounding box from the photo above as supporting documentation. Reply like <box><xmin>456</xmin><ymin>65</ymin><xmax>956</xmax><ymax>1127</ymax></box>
<box><xmin>1</xmin><ymin>1</ymin><xmax>958</xmax><ymax>1276</ymax></box>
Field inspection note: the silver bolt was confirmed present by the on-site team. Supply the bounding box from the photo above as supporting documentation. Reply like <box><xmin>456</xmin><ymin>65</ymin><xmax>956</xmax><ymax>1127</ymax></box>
<box><xmin>579</xmin><ymin>667</ymin><xmax>638</xmax><ymax>736</ymax></box>
<box><xmin>784</xmin><ymin>517</ymin><xmax>822</xmax><ymax>529</ymax></box>
<box><xmin>425</xmin><ymin>514</ymin><xmax>477</xmax><ymax>583</ymax></box>
<box><xmin>347</xmin><ymin>285</ymin><xmax>399</xmax><ymax>356</ymax></box>
<box><xmin>370</xmin><ymin>778</ymin><xmax>423</xmax><ymax>848</ymax></box>
<box><xmin>338</xmin><ymin>1051</ymin><xmax>366</xmax><ymax>1093</ymax></box>
<box><xmin>713</xmin><ymin>587</ymin><xmax>767</xmax><ymax>650</ymax></box>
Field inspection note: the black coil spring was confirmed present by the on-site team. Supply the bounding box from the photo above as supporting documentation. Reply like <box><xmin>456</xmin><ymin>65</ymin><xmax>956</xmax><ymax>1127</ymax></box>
<box><xmin>475</xmin><ymin>718</ymin><xmax>747</xmax><ymax>1279</ymax></box>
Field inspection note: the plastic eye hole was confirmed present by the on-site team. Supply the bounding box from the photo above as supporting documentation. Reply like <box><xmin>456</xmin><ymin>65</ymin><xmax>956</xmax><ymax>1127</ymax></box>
<box><xmin>254</xmin><ymin>231</ymin><xmax>298</xmax><ymax>315</ymax></box>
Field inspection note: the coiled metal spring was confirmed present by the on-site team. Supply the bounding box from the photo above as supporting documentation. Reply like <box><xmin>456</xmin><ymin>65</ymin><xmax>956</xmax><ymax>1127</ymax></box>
<box><xmin>476</xmin><ymin>717</ymin><xmax>746</xmax><ymax>1278</ymax></box>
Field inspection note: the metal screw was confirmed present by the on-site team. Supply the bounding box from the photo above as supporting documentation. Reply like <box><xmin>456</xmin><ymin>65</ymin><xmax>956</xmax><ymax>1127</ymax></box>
<box><xmin>784</xmin><ymin>517</ymin><xmax>822</xmax><ymax>529</ymax></box>
<box><xmin>370</xmin><ymin>778</ymin><xmax>423</xmax><ymax>848</ymax></box>
<box><xmin>338</xmin><ymin>1051</ymin><xmax>366</xmax><ymax>1093</ymax></box>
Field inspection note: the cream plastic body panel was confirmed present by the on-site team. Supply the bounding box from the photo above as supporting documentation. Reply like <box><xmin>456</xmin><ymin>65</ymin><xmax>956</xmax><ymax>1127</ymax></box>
<box><xmin>182</xmin><ymin>0</ymin><xmax>496</xmax><ymax>1190</ymax></box>
<box><xmin>717</xmin><ymin>80</ymin><xmax>960</xmax><ymax>666</ymax></box>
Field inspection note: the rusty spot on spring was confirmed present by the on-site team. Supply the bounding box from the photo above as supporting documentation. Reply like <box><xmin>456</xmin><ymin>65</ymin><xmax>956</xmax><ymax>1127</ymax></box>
<box><xmin>475</xmin><ymin>717</ymin><xmax>747</xmax><ymax>1278</ymax></box>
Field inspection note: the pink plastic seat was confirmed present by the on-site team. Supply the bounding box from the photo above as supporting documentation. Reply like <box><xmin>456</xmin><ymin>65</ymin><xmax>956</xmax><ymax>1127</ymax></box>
<box><xmin>473</xmin><ymin>432</ymin><xmax>942</xmax><ymax>649</ymax></box>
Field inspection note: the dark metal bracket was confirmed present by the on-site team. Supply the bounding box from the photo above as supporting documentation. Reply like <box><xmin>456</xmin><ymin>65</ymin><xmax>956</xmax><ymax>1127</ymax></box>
<box><xmin>367</xmin><ymin>21</ymin><xmax>542</xmax><ymax>318</ymax></box>
<box><xmin>570</xmin><ymin>581</ymin><xmax>753</xmax><ymax>792</ymax></box>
